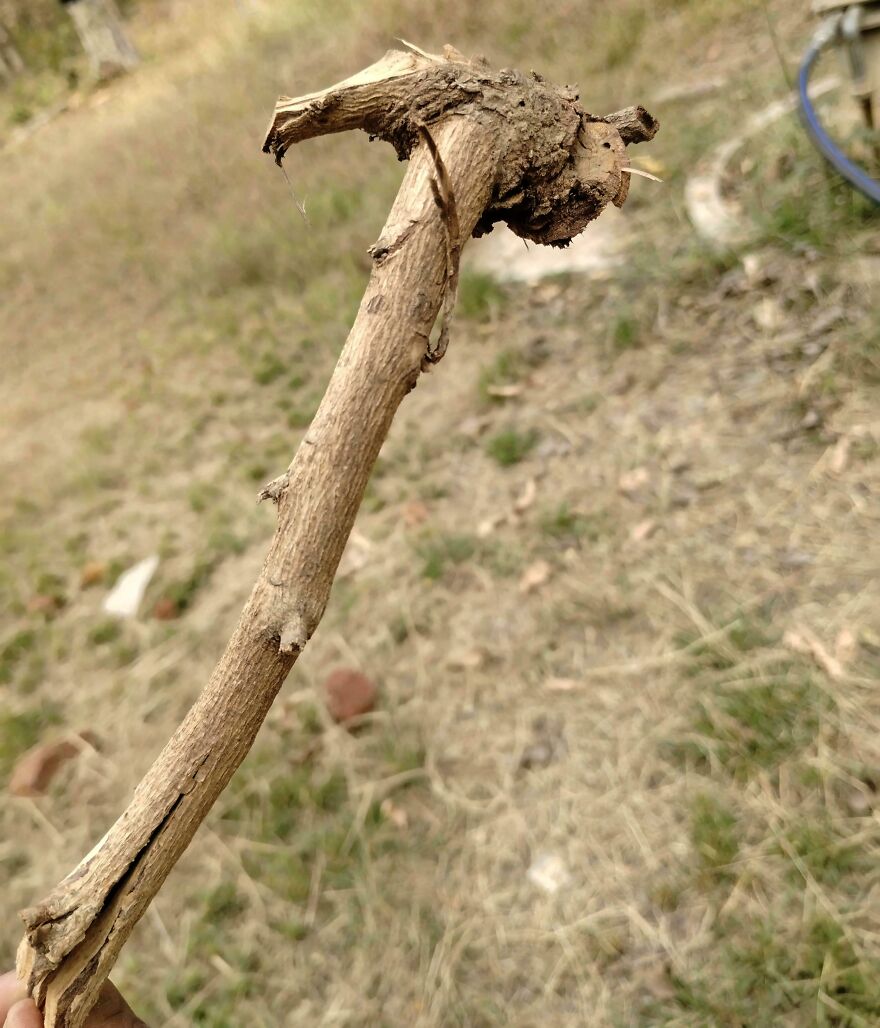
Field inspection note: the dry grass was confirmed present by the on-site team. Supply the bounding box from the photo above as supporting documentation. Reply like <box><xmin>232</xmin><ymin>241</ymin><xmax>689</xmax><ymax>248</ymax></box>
<box><xmin>2</xmin><ymin>0</ymin><xmax>879</xmax><ymax>1024</ymax></box>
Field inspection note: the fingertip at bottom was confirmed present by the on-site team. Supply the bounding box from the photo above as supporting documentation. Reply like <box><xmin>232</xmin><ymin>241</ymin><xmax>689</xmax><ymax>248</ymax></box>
<box><xmin>5</xmin><ymin>998</ymin><xmax>42</xmax><ymax>1028</ymax></box>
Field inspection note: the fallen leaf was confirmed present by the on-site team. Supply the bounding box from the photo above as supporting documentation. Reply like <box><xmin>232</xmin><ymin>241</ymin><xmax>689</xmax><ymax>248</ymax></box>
<box><xmin>477</xmin><ymin>512</ymin><xmax>505</xmax><ymax>538</ymax></box>
<box><xmin>741</xmin><ymin>253</ymin><xmax>763</xmax><ymax>286</ymax></box>
<box><xmin>9</xmin><ymin>733</ymin><xmax>96</xmax><ymax>797</ymax></box>
<box><xmin>402</xmin><ymin>500</ymin><xmax>429</xmax><ymax>527</ymax></box>
<box><xmin>518</xmin><ymin>559</ymin><xmax>551</xmax><ymax>594</ymax></box>
<box><xmin>630</xmin><ymin>518</ymin><xmax>657</xmax><ymax>543</ymax></box>
<box><xmin>752</xmin><ymin>297</ymin><xmax>784</xmax><ymax>332</ymax></box>
<box><xmin>829</xmin><ymin>436</ymin><xmax>850</xmax><ymax>475</ymax></box>
<box><xmin>618</xmin><ymin>467</ymin><xmax>650</xmax><ymax>496</ymax></box>
<box><xmin>835</xmin><ymin>627</ymin><xmax>857</xmax><ymax>668</ymax></box>
<box><xmin>380</xmin><ymin>798</ymin><xmax>408</xmax><ymax>829</ymax></box>
<box><xmin>513</xmin><ymin>478</ymin><xmax>537</xmax><ymax>514</ymax></box>
<box><xmin>79</xmin><ymin>561</ymin><xmax>108</xmax><ymax>588</ymax></box>
<box><xmin>783</xmin><ymin>627</ymin><xmax>844</xmax><ymax>681</ymax></box>
<box><xmin>447</xmin><ymin>649</ymin><xmax>485</xmax><ymax>670</ymax></box>
<box><xmin>26</xmin><ymin>594</ymin><xmax>63</xmax><ymax>617</ymax></box>
<box><xmin>485</xmin><ymin>383</ymin><xmax>523</xmax><ymax>399</ymax></box>
<box><xmin>544</xmin><ymin>677</ymin><xmax>580</xmax><ymax>692</ymax></box>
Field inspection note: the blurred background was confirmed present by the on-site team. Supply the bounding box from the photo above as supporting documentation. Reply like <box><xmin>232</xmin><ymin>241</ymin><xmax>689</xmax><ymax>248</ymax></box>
<box><xmin>1</xmin><ymin>1</ymin><xmax>879</xmax><ymax>1024</ymax></box>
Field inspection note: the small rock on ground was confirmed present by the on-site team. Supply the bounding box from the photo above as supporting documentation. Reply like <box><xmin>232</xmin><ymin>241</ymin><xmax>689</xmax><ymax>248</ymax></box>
<box><xmin>322</xmin><ymin>668</ymin><xmax>378</xmax><ymax>724</ymax></box>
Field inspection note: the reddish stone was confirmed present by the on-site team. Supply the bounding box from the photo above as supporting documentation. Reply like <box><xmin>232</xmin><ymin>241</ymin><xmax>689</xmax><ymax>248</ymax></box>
<box><xmin>9</xmin><ymin>736</ymin><xmax>91</xmax><ymax>797</ymax></box>
<box><xmin>152</xmin><ymin>597</ymin><xmax>180</xmax><ymax>620</ymax></box>
<box><xmin>79</xmin><ymin>561</ymin><xmax>108</xmax><ymax>588</ymax></box>
<box><xmin>26</xmin><ymin>594</ymin><xmax>63</xmax><ymax>617</ymax></box>
<box><xmin>322</xmin><ymin>668</ymin><xmax>377</xmax><ymax>724</ymax></box>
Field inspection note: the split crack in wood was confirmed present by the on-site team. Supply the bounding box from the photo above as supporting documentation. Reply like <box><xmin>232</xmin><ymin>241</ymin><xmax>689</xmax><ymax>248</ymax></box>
<box><xmin>418</xmin><ymin>122</ymin><xmax>460</xmax><ymax>370</ymax></box>
<box><xmin>17</xmin><ymin>43</ymin><xmax>656</xmax><ymax>1027</ymax></box>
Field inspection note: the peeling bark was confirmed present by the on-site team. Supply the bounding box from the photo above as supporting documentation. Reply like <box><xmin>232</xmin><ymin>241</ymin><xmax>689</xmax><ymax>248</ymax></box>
<box><xmin>18</xmin><ymin>45</ymin><xmax>656</xmax><ymax>1026</ymax></box>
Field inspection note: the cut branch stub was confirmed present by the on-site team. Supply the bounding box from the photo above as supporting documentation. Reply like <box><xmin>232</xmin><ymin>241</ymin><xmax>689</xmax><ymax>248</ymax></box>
<box><xmin>18</xmin><ymin>43</ymin><xmax>656</xmax><ymax>1028</ymax></box>
<box><xmin>264</xmin><ymin>44</ymin><xmax>657</xmax><ymax>245</ymax></box>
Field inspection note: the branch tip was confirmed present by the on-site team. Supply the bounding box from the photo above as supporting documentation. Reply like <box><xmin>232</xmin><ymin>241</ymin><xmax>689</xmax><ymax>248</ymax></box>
<box><xmin>257</xmin><ymin>473</ymin><xmax>290</xmax><ymax>505</ymax></box>
<box><xmin>604</xmin><ymin>105</ymin><xmax>659</xmax><ymax>146</ymax></box>
<box><xmin>279</xmin><ymin>617</ymin><xmax>308</xmax><ymax>655</ymax></box>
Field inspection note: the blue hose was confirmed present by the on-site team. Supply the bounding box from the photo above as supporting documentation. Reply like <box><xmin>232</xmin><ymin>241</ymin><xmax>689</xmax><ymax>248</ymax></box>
<box><xmin>798</xmin><ymin>27</ymin><xmax>880</xmax><ymax>204</ymax></box>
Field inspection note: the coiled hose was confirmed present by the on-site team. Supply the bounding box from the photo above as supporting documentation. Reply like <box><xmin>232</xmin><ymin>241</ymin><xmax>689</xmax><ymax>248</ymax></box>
<box><xmin>798</xmin><ymin>15</ymin><xmax>880</xmax><ymax>204</ymax></box>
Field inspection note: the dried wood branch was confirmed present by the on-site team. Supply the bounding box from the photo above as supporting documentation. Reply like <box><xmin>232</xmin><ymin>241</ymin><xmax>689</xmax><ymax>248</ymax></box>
<box><xmin>17</xmin><ymin>44</ymin><xmax>656</xmax><ymax>1026</ymax></box>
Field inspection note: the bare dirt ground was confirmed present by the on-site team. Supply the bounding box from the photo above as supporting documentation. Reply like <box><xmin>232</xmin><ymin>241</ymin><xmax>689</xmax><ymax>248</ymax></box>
<box><xmin>2</xmin><ymin>1</ymin><xmax>879</xmax><ymax>1025</ymax></box>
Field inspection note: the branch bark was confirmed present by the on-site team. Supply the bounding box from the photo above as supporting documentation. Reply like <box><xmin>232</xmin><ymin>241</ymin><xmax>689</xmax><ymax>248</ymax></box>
<box><xmin>17</xmin><ymin>44</ymin><xmax>656</xmax><ymax>1026</ymax></box>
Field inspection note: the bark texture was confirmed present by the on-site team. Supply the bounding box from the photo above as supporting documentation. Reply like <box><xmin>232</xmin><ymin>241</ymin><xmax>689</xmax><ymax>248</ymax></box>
<box><xmin>264</xmin><ymin>44</ymin><xmax>657</xmax><ymax>246</ymax></box>
<box><xmin>18</xmin><ymin>44</ymin><xmax>656</xmax><ymax>1027</ymax></box>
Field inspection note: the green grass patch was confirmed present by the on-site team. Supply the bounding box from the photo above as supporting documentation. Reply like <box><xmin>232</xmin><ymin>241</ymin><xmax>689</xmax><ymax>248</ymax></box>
<box><xmin>251</xmin><ymin>351</ymin><xmax>286</xmax><ymax>386</ymax></box>
<box><xmin>201</xmin><ymin>881</ymin><xmax>247</xmax><ymax>924</ymax></box>
<box><xmin>834</xmin><ymin>311</ymin><xmax>880</xmax><ymax>386</ymax></box>
<box><xmin>0</xmin><ymin>705</ymin><xmax>62</xmax><ymax>775</ymax></box>
<box><xmin>0</xmin><ymin>628</ymin><xmax>37</xmax><ymax>685</ymax></box>
<box><xmin>285</xmin><ymin>392</ymin><xmax>322</xmax><ymax>429</ymax></box>
<box><xmin>539</xmin><ymin>502</ymin><xmax>607</xmax><ymax>544</ymax></box>
<box><xmin>478</xmin><ymin>349</ymin><xmax>523</xmax><ymax>403</ymax></box>
<box><xmin>652</xmin><ymin>915</ymin><xmax>880</xmax><ymax>1025</ymax></box>
<box><xmin>88</xmin><ymin>619</ymin><xmax>122</xmax><ymax>646</ymax></box>
<box><xmin>486</xmin><ymin>427</ymin><xmax>538</xmax><ymax>467</ymax></box>
<box><xmin>675</xmin><ymin>615</ymin><xmax>775</xmax><ymax>675</ymax></box>
<box><xmin>165</xmin><ymin>963</ymin><xmax>257</xmax><ymax>1027</ymax></box>
<box><xmin>667</xmin><ymin>614</ymin><xmax>828</xmax><ymax>780</ymax></box>
<box><xmin>609</xmin><ymin>310</ymin><xmax>642</xmax><ymax>353</ymax></box>
<box><xmin>671</xmin><ymin>670</ymin><xmax>826</xmax><ymax>781</ymax></box>
<box><xmin>218</xmin><ymin>754</ymin><xmax>413</xmax><ymax>922</ymax></box>
<box><xmin>744</xmin><ymin>116</ymin><xmax>878</xmax><ymax>254</ymax></box>
<box><xmin>780</xmin><ymin>818</ymin><xmax>868</xmax><ymax>888</ymax></box>
<box><xmin>417</xmin><ymin>534</ymin><xmax>477</xmax><ymax>581</ymax></box>
<box><xmin>187</xmin><ymin>481</ymin><xmax>220</xmax><ymax>514</ymax></box>
<box><xmin>457</xmin><ymin>271</ymin><xmax>507</xmax><ymax>321</ymax></box>
<box><xmin>690</xmin><ymin>792</ymin><xmax>739</xmax><ymax>887</ymax></box>
<box><xmin>375</xmin><ymin>727</ymin><xmax>426</xmax><ymax>779</ymax></box>
<box><xmin>162</xmin><ymin>559</ymin><xmax>216</xmax><ymax>614</ymax></box>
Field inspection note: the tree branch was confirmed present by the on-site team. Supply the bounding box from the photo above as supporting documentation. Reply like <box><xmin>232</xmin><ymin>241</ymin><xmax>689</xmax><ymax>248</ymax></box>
<box><xmin>18</xmin><ymin>45</ymin><xmax>656</xmax><ymax>1026</ymax></box>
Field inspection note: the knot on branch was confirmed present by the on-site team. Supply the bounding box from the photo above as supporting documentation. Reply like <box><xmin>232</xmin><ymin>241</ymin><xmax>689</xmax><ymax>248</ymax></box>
<box><xmin>257</xmin><ymin>472</ymin><xmax>290</xmax><ymax>505</ymax></box>
<box><xmin>263</xmin><ymin>44</ymin><xmax>657</xmax><ymax>247</ymax></box>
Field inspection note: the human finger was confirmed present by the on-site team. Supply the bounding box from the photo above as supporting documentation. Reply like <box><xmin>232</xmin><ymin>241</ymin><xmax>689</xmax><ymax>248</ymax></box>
<box><xmin>0</xmin><ymin>972</ymin><xmax>29</xmax><ymax>1026</ymax></box>
<box><xmin>4</xmin><ymin>998</ymin><xmax>42</xmax><ymax>1028</ymax></box>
